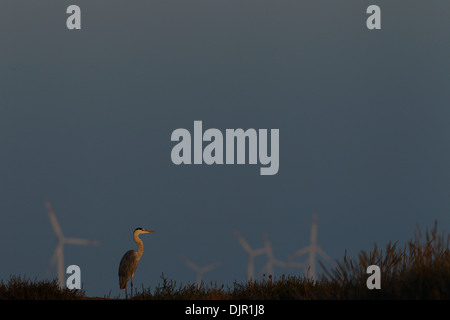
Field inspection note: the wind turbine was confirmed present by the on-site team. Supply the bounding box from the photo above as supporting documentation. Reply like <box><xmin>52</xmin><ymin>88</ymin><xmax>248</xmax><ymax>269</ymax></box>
<box><xmin>44</xmin><ymin>199</ymin><xmax>100</xmax><ymax>289</ymax></box>
<box><xmin>259</xmin><ymin>233</ymin><xmax>305</xmax><ymax>278</ymax></box>
<box><xmin>180</xmin><ymin>255</ymin><xmax>221</xmax><ymax>287</ymax></box>
<box><xmin>234</xmin><ymin>230</ymin><xmax>268</xmax><ymax>280</ymax></box>
<box><xmin>288</xmin><ymin>213</ymin><xmax>332</xmax><ymax>280</ymax></box>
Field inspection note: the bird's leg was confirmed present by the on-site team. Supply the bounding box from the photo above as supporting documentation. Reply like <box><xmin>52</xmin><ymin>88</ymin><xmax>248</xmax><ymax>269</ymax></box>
<box><xmin>124</xmin><ymin>283</ymin><xmax>128</xmax><ymax>300</ymax></box>
<box><xmin>131</xmin><ymin>276</ymin><xmax>134</xmax><ymax>298</ymax></box>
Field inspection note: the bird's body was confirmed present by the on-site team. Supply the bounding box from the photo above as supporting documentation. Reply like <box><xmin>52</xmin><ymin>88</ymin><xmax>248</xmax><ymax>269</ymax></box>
<box><xmin>119</xmin><ymin>250</ymin><xmax>140</xmax><ymax>289</ymax></box>
<box><xmin>118</xmin><ymin>227</ymin><xmax>155</xmax><ymax>297</ymax></box>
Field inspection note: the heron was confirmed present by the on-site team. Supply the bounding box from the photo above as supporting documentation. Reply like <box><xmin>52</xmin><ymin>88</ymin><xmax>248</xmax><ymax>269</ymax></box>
<box><xmin>118</xmin><ymin>227</ymin><xmax>156</xmax><ymax>298</ymax></box>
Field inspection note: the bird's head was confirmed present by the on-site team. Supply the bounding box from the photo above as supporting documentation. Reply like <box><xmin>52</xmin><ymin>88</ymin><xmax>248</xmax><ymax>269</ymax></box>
<box><xmin>134</xmin><ymin>227</ymin><xmax>156</xmax><ymax>235</ymax></box>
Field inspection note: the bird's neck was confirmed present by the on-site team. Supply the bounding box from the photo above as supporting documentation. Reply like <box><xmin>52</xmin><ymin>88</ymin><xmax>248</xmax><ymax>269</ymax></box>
<box><xmin>134</xmin><ymin>234</ymin><xmax>144</xmax><ymax>259</ymax></box>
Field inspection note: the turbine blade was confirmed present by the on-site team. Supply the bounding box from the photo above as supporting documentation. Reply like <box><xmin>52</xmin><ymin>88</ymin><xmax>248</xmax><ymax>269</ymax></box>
<box><xmin>234</xmin><ymin>230</ymin><xmax>268</xmax><ymax>257</ymax></box>
<box><xmin>64</xmin><ymin>238</ymin><xmax>100</xmax><ymax>246</ymax></box>
<box><xmin>316</xmin><ymin>246</ymin><xmax>333</xmax><ymax>262</ymax></box>
<box><xmin>254</xmin><ymin>247</ymin><xmax>268</xmax><ymax>256</ymax></box>
<box><xmin>289</xmin><ymin>245</ymin><xmax>312</xmax><ymax>260</ymax></box>
<box><xmin>201</xmin><ymin>261</ymin><xmax>221</xmax><ymax>273</ymax></box>
<box><xmin>233</xmin><ymin>230</ymin><xmax>253</xmax><ymax>253</ymax></box>
<box><xmin>180</xmin><ymin>255</ymin><xmax>200</xmax><ymax>272</ymax></box>
<box><xmin>44</xmin><ymin>199</ymin><xmax>64</xmax><ymax>240</ymax></box>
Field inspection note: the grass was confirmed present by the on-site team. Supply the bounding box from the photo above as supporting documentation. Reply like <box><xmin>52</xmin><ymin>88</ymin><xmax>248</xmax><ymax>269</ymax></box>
<box><xmin>0</xmin><ymin>275</ymin><xmax>85</xmax><ymax>300</ymax></box>
<box><xmin>318</xmin><ymin>221</ymin><xmax>450</xmax><ymax>299</ymax></box>
<box><xmin>1</xmin><ymin>221</ymin><xmax>449</xmax><ymax>300</ymax></box>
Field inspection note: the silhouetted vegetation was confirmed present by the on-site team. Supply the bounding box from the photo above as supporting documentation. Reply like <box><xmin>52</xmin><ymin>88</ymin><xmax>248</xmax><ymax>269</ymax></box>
<box><xmin>318</xmin><ymin>221</ymin><xmax>450</xmax><ymax>299</ymax></box>
<box><xmin>1</xmin><ymin>222</ymin><xmax>449</xmax><ymax>299</ymax></box>
<box><xmin>0</xmin><ymin>276</ymin><xmax>85</xmax><ymax>300</ymax></box>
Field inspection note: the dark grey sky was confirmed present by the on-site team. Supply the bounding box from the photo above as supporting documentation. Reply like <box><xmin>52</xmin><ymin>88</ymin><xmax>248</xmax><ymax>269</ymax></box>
<box><xmin>1</xmin><ymin>1</ymin><xmax>449</xmax><ymax>297</ymax></box>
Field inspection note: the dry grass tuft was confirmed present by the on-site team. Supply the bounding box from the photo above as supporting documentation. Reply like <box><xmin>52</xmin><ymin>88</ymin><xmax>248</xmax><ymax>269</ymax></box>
<box><xmin>0</xmin><ymin>275</ymin><xmax>85</xmax><ymax>300</ymax></box>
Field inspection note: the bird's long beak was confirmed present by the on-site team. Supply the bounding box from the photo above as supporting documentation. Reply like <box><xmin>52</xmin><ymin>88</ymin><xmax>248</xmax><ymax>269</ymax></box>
<box><xmin>144</xmin><ymin>229</ymin><xmax>156</xmax><ymax>233</ymax></box>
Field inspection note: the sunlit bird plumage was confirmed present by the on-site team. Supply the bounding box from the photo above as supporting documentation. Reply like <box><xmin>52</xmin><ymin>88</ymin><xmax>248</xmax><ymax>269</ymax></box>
<box><xmin>118</xmin><ymin>227</ymin><xmax>155</xmax><ymax>297</ymax></box>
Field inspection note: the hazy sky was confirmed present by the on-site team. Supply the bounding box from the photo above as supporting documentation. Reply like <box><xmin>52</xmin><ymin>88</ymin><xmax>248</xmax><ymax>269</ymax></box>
<box><xmin>1</xmin><ymin>1</ymin><xmax>449</xmax><ymax>297</ymax></box>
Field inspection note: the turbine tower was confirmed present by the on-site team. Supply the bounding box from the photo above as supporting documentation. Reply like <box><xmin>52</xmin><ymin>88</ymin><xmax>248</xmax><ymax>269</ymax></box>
<box><xmin>259</xmin><ymin>233</ymin><xmax>304</xmax><ymax>278</ymax></box>
<box><xmin>234</xmin><ymin>230</ymin><xmax>268</xmax><ymax>280</ymax></box>
<box><xmin>45</xmin><ymin>199</ymin><xmax>100</xmax><ymax>289</ymax></box>
<box><xmin>289</xmin><ymin>213</ymin><xmax>332</xmax><ymax>280</ymax></box>
<box><xmin>180</xmin><ymin>255</ymin><xmax>221</xmax><ymax>287</ymax></box>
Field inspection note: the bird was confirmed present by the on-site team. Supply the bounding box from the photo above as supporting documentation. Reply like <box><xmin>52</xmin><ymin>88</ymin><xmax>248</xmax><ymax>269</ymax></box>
<box><xmin>118</xmin><ymin>227</ymin><xmax>156</xmax><ymax>298</ymax></box>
